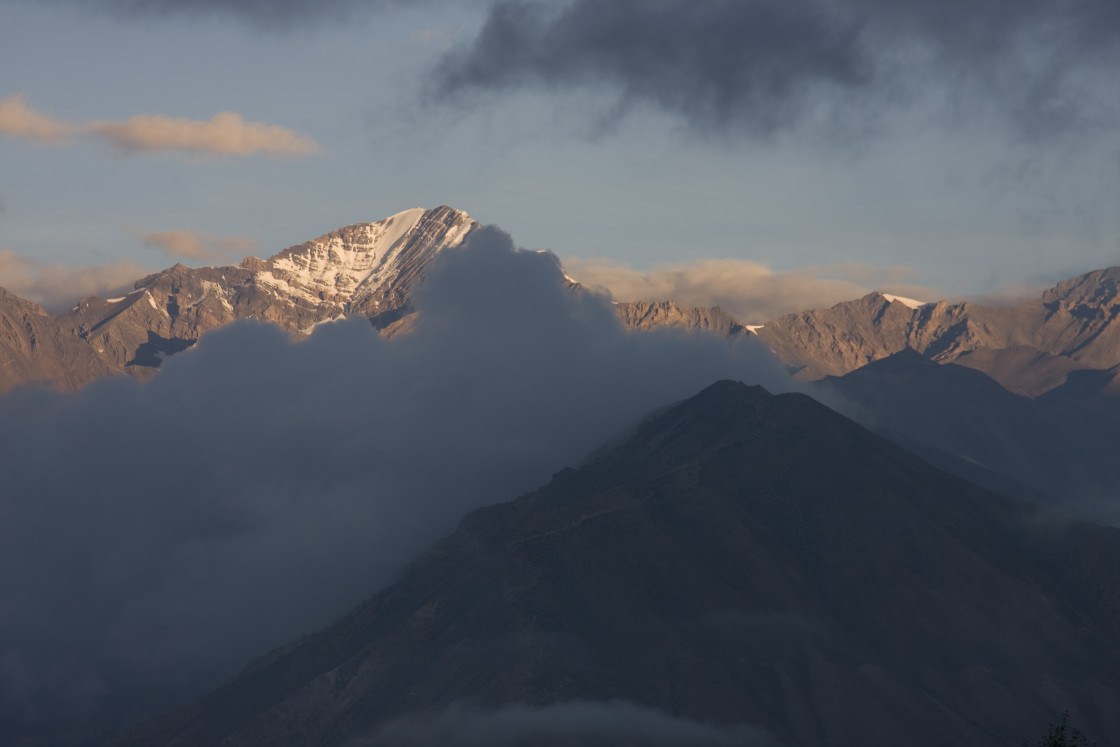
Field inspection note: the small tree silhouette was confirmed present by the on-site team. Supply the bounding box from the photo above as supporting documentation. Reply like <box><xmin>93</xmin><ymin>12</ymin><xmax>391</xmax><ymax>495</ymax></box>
<box><xmin>1024</xmin><ymin>711</ymin><xmax>1097</xmax><ymax>747</ymax></box>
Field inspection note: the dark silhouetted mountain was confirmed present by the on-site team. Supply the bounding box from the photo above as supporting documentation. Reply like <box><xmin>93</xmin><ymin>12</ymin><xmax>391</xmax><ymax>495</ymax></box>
<box><xmin>819</xmin><ymin>349</ymin><xmax>1120</xmax><ymax>526</ymax></box>
<box><xmin>755</xmin><ymin>268</ymin><xmax>1120</xmax><ymax>396</ymax></box>
<box><xmin>113</xmin><ymin>381</ymin><xmax>1120</xmax><ymax>747</ymax></box>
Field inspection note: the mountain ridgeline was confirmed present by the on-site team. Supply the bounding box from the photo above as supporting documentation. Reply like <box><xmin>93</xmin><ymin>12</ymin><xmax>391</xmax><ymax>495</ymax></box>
<box><xmin>755</xmin><ymin>268</ymin><xmax>1120</xmax><ymax>397</ymax></box>
<box><xmin>4</xmin><ymin>206</ymin><xmax>1120</xmax><ymax>402</ymax></box>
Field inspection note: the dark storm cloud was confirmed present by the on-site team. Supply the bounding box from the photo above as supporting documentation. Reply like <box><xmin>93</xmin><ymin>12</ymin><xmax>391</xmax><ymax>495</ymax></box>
<box><xmin>432</xmin><ymin>0</ymin><xmax>871</xmax><ymax>136</ymax></box>
<box><xmin>11</xmin><ymin>0</ymin><xmax>426</xmax><ymax>30</ymax></box>
<box><xmin>0</xmin><ymin>226</ymin><xmax>790</xmax><ymax>738</ymax></box>
<box><xmin>352</xmin><ymin>701</ymin><xmax>782</xmax><ymax>746</ymax></box>
<box><xmin>431</xmin><ymin>0</ymin><xmax>1120</xmax><ymax>137</ymax></box>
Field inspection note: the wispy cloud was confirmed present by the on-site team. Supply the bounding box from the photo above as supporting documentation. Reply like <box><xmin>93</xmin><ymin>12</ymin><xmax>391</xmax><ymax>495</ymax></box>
<box><xmin>140</xmin><ymin>229</ymin><xmax>259</xmax><ymax>263</ymax></box>
<box><xmin>0</xmin><ymin>250</ymin><xmax>148</xmax><ymax>311</ymax></box>
<box><xmin>88</xmin><ymin>112</ymin><xmax>320</xmax><ymax>156</ymax></box>
<box><xmin>0</xmin><ymin>95</ymin><xmax>320</xmax><ymax>157</ymax></box>
<box><xmin>563</xmin><ymin>256</ymin><xmax>942</xmax><ymax>323</ymax></box>
<box><xmin>0</xmin><ymin>94</ymin><xmax>72</xmax><ymax>144</ymax></box>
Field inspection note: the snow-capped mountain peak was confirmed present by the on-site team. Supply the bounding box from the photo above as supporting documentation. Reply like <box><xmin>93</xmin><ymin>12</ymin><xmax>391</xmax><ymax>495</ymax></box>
<box><xmin>252</xmin><ymin>206</ymin><xmax>476</xmax><ymax>310</ymax></box>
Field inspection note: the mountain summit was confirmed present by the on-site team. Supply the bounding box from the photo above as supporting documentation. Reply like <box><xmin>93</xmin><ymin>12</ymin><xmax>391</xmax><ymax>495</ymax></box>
<box><xmin>115</xmin><ymin>380</ymin><xmax>1120</xmax><ymax>747</ymax></box>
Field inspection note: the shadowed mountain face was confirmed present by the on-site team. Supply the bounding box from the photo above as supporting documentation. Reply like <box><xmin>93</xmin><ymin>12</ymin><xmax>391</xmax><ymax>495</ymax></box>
<box><xmin>819</xmin><ymin>350</ymin><xmax>1120</xmax><ymax>526</ymax></box>
<box><xmin>115</xmin><ymin>381</ymin><xmax>1120</xmax><ymax>747</ymax></box>
<box><xmin>755</xmin><ymin>267</ymin><xmax>1120</xmax><ymax>396</ymax></box>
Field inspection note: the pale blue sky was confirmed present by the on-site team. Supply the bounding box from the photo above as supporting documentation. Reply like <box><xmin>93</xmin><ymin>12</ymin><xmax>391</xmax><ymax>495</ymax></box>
<box><xmin>1</xmin><ymin>0</ymin><xmax>1118</xmax><ymax>311</ymax></box>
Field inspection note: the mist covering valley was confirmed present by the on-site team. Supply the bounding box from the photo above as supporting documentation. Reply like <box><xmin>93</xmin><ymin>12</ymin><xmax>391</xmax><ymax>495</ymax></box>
<box><xmin>0</xmin><ymin>224</ymin><xmax>793</xmax><ymax>740</ymax></box>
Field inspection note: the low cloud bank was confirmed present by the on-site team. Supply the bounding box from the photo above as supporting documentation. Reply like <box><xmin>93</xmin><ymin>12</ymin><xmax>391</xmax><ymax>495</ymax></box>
<box><xmin>354</xmin><ymin>701</ymin><xmax>782</xmax><ymax>747</ymax></box>
<box><xmin>0</xmin><ymin>226</ymin><xmax>791</xmax><ymax>738</ymax></box>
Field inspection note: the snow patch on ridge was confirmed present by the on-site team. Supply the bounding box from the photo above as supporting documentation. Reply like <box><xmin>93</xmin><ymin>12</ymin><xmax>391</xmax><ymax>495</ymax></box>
<box><xmin>185</xmin><ymin>280</ymin><xmax>235</xmax><ymax>313</ymax></box>
<box><xmin>882</xmin><ymin>294</ymin><xmax>927</xmax><ymax>309</ymax></box>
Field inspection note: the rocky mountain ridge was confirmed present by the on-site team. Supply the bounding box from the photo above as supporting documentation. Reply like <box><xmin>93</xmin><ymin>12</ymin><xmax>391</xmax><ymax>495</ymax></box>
<box><xmin>0</xmin><ymin>206</ymin><xmax>476</xmax><ymax>392</ymax></box>
<box><xmin>756</xmin><ymin>267</ymin><xmax>1120</xmax><ymax>396</ymax></box>
<box><xmin>3</xmin><ymin>205</ymin><xmax>1120</xmax><ymax>399</ymax></box>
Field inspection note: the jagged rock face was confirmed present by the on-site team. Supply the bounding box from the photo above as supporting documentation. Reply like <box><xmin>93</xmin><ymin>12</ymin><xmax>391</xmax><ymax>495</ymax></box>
<box><xmin>0</xmin><ymin>207</ymin><xmax>477</xmax><ymax>393</ymax></box>
<box><xmin>613</xmin><ymin>300</ymin><xmax>752</xmax><ymax>337</ymax></box>
<box><xmin>755</xmin><ymin>293</ymin><xmax>920</xmax><ymax>380</ymax></box>
<box><xmin>756</xmin><ymin>268</ymin><xmax>1120</xmax><ymax>396</ymax></box>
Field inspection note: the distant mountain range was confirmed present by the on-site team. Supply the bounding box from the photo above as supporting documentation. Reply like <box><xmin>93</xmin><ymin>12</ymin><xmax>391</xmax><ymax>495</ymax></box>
<box><xmin>756</xmin><ymin>268</ymin><xmax>1120</xmax><ymax>398</ymax></box>
<box><xmin>111</xmin><ymin>381</ymin><xmax>1120</xmax><ymax>746</ymax></box>
<box><xmin>4</xmin><ymin>206</ymin><xmax>1120</xmax><ymax>401</ymax></box>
